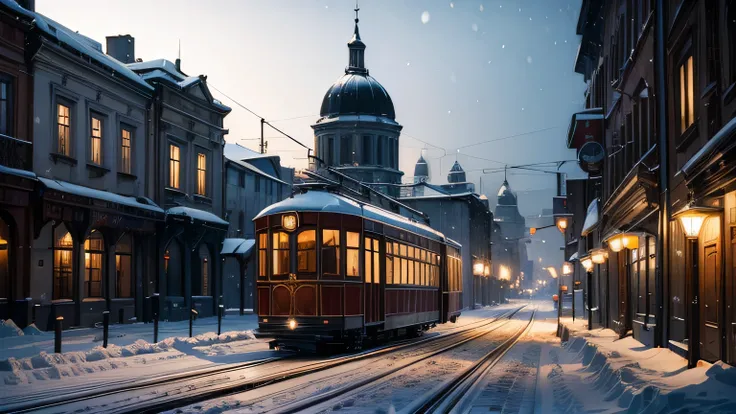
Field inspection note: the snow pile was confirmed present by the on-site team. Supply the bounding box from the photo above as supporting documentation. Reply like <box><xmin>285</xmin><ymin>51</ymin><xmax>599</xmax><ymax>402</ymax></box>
<box><xmin>0</xmin><ymin>330</ymin><xmax>256</xmax><ymax>386</ymax></box>
<box><xmin>0</xmin><ymin>320</ymin><xmax>23</xmax><ymax>338</ymax></box>
<box><xmin>544</xmin><ymin>331</ymin><xmax>736</xmax><ymax>412</ymax></box>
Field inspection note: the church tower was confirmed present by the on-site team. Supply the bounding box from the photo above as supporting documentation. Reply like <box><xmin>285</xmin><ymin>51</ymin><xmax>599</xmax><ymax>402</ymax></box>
<box><xmin>311</xmin><ymin>5</ymin><xmax>403</xmax><ymax>196</ymax></box>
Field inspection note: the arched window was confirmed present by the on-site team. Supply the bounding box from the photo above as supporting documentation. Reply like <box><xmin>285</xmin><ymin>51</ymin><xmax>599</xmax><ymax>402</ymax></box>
<box><xmin>0</xmin><ymin>216</ymin><xmax>10</xmax><ymax>300</ymax></box>
<box><xmin>297</xmin><ymin>230</ymin><xmax>316</xmax><ymax>275</ymax></box>
<box><xmin>165</xmin><ymin>239</ymin><xmax>183</xmax><ymax>297</ymax></box>
<box><xmin>115</xmin><ymin>233</ymin><xmax>132</xmax><ymax>298</ymax></box>
<box><xmin>198</xmin><ymin>245</ymin><xmax>211</xmax><ymax>296</ymax></box>
<box><xmin>84</xmin><ymin>230</ymin><xmax>104</xmax><ymax>298</ymax></box>
<box><xmin>53</xmin><ymin>224</ymin><xmax>74</xmax><ymax>300</ymax></box>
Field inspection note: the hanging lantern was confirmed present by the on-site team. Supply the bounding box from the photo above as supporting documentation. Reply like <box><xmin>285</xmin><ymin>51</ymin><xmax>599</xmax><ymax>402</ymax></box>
<box><xmin>562</xmin><ymin>261</ymin><xmax>573</xmax><ymax>275</ymax></box>
<box><xmin>591</xmin><ymin>248</ymin><xmax>608</xmax><ymax>264</ymax></box>
<box><xmin>673</xmin><ymin>204</ymin><xmax>721</xmax><ymax>239</ymax></box>
<box><xmin>473</xmin><ymin>261</ymin><xmax>484</xmax><ymax>276</ymax></box>
<box><xmin>555</xmin><ymin>215</ymin><xmax>571</xmax><ymax>234</ymax></box>
<box><xmin>580</xmin><ymin>255</ymin><xmax>594</xmax><ymax>272</ymax></box>
<box><xmin>607</xmin><ymin>234</ymin><xmax>624</xmax><ymax>252</ymax></box>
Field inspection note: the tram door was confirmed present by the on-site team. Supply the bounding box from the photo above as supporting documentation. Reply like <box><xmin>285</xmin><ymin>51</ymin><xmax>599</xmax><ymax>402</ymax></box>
<box><xmin>364</xmin><ymin>237</ymin><xmax>382</xmax><ymax>324</ymax></box>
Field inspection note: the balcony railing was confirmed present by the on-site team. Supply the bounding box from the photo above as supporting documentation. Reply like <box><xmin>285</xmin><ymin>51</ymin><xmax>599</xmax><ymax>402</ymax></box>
<box><xmin>0</xmin><ymin>133</ymin><xmax>32</xmax><ymax>171</ymax></box>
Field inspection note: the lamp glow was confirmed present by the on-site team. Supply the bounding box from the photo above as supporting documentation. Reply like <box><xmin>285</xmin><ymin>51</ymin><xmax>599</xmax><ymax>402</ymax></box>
<box><xmin>562</xmin><ymin>261</ymin><xmax>573</xmax><ymax>275</ymax></box>
<box><xmin>591</xmin><ymin>249</ymin><xmax>607</xmax><ymax>264</ymax></box>
<box><xmin>473</xmin><ymin>262</ymin><xmax>484</xmax><ymax>276</ymax></box>
<box><xmin>580</xmin><ymin>256</ymin><xmax>594</xmax><ymax>272</ymax></box>
<box><xmin>499</xmin><ymin>265</ymin><xmax>511</xmax><ymax>281</ymax></box>
<box><xmin>282</xmin><ymin>214</ymin><xmax>298</xmax><ymax>231</ymax></box>
<box><xmin>555</xmin><ymin>216</ymin><xmax>570</xmax><ymax>234</ymax></box>
<box><xmin>622</xmin><ymin>234</ymin><xmax>639</xmax><ymax>249</ymax></box>
<box><xmin>672</xmin><ymin>204</ymin><xmax>721</xmax><ymax>239</ymax></box>
<box><xmin>0</xmin><ymin>237</ymin><xmax>7</xmax><ymax>251</ymax></box>
<box><xmin>607</xmin><ymin>235</ymin><xmax>624</xmax><ymax>252</ymax></box>
<box><xmin>288</xmin><ymin>318</ymin><xmax>297</xmax><ymax>330</ymax></box>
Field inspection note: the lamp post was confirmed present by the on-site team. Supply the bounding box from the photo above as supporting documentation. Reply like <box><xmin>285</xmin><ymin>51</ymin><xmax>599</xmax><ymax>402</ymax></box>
<box><xmin>580</xmin><ymin>255</ymin><xmax>594</xmax><ymax>329</ymax></box>
<box><xmin>672</xmin><ymin>203</ymin><xmax>720</xmax><ymax>368</ymax></box>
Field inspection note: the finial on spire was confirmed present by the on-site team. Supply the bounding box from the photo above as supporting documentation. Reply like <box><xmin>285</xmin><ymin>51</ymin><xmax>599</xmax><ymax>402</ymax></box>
<box><xmin>354</xmin><ymin>0</ymin><xmax>359</xmax><ymax>23</ymax></box>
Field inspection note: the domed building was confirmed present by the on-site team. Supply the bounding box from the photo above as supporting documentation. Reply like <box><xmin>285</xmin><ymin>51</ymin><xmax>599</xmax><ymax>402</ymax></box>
<box><xmin>311</xmin><ymin>7</ymin><xmax>403</xmax><ymax>196</ymax></box>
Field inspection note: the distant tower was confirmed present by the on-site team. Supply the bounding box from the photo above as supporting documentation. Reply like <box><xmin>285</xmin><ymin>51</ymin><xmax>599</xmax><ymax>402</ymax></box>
<box><xmin>413</xmin><ymin>153</ymin><xmax>430</xmax><ymax>184</ymax></box>
<box><xmin>311</xmin><ymin>4</ymin><xmax>403</xmax><ymax>196</ymax></box>
<box><xmin>447</xmin><ymin>160</ymin><xmax>466</xmax><ymax>183</ymax></box>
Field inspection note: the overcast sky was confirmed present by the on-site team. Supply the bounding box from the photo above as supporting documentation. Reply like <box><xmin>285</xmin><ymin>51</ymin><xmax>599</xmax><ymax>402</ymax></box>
<box><xmin>35</xmin><ymin>0</ymin><xmax>585</xmax><ymax>221</ymax></box>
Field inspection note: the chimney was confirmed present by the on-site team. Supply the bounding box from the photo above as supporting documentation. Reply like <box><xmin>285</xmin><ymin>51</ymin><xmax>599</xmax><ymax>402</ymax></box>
<box><xmin>175</xmin><ymin>58</ymin><xmax>181</xmax><ymax>72</ymax></box>
<box><xmin>105</xmin><ymin>35</ymin><xmax>135</xmax><ymax>64</ymax></box>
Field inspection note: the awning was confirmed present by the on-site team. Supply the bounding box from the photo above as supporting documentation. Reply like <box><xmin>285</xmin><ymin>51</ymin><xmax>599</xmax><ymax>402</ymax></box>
<box><xmin>580</xmin><ymin>199</ymin><xmax>599</xmax><ymax>237</ymax></box>
<box><xmin>568</xmin><ymin>252</ymin><xmax>579</xmax><ymax>262</ymax></box>
<box><xmin>39</xmin><ymin>177</ymin><xmax>164</xmax><ymax>219</ymax></box>
<box><xmin>166</xmin><ymin>206</ymin><xmax>229</xmax><ymax>228</ymax></box>
<box><xmin>221</xmin><ymin>238</ymin><xmax>255</xmax><ymax>258</ymax></box>
<box><xmin>680</xmin><ymin>117</ymin><xmax>736</xmax><ymax>179</ymax></box>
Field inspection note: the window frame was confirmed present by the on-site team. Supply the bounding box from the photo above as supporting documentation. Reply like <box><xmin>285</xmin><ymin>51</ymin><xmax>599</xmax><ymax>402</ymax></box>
<box><xmin>296</xmin><ymin>229</ymin><xmax>317</xmax><ymax>277</ymax></box>
<box><xmin>196</xmin><ymin>151</ymin><xmax>208</xmax><ymax>196</ymax></box>
<box><xmin>346</xmin><ymin>231</ymin><xmax>360</xmax><ymax>278</ymax></box>
<box><xmin>0</xmin><ymin>74</ymin><xmax>13</xmax><ymax>137</ymax></box>
<box><xmin>56</xmin><ymin>99</ymin><xmax>73</xmax><ymax>157</ymax></box>
<box><xmin>115</xmin><ymin>233</ymin><xmax>133</xmax><ymax>298</ymax></box>
<box><xmin>675</xmin><ymin>38</ymin><xmax>696</xmax><ymax>136</ymax></box>
<box><xmin>168</xmin><ymin>143</ymin><xmax>181</xmax><ymax>189</ymax></box>
<box><xmin>120</xmin><ymin>125</ymin><xmax>133</xmax><ymax>174</ymax></box>
<box><xmin>89</xmin><ymin>113</ymin><xmax>104</xmax><ymax>166</ymax></box>
<box><xmin>53</xmin><ymin>224</ymin><xmax>74</xmax><ymax>301</ymax></box>
<box><xmin>84</xmin><ymin>230</ymin><xmax>105</xmax><ymax>299</ymax></box>
<box><xmin>321</xmin><ymin>229</ymin><xmax>342</xmax><ymax>278</ymax></box>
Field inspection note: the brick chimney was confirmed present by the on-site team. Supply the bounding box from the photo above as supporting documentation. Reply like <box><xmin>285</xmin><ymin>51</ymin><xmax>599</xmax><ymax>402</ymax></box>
<box><xmin>105</xmin><ymin>35</ymin><xmax>135</xmax><ymax>64</ymax></box>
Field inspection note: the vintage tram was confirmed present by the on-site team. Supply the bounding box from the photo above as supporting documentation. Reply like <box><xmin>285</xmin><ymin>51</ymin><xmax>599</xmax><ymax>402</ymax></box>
<box><xmin>253</xmin><ymin>189</ymin><xmax>463</xmax><ymax>351</ymax></box>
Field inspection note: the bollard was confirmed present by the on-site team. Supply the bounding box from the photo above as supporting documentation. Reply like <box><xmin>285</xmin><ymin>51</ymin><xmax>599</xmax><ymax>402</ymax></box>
<box><xmin>153</xmin><ymin>316</ymin><xmax>159</xmax><ymax>344</ymax></box>
<box><xmin>118</xmin><ymin>308</ymin><xmax>125</xmax><ymax>325</ymax></box>
<box><xmin>32</xmin><ymin>303</ymin><xmax>40</xmax><ymax>325</ymax></box>
<box><xmin>152</xmin><ymin>293</ymin><xmax>160</xmax><ymax>343</ymax></box>
<box><xmin>102</xmin><ymin>311</ymin><xmax>110</xmax><ymax>348</ymax></box>
<box><xmin>217</xmin><ymin>304</ymin><xmax>224</xmax><ymax>335</ymax></box>
<box><xmin>189</xmin><ymin>308</ymin><xmax>198</xmax><ymax>338</ymax></box>
<box><xmin>54</xmin><ymin>316</ymin><xmax>63</xmax><ymax>354</ymax></box>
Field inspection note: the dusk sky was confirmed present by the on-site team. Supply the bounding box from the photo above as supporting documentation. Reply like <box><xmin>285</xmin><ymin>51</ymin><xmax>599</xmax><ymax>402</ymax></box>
<box><xmin>35</xmin><ymin>0</ymin><xmax>586</xmax><ymax>220</ymax></box>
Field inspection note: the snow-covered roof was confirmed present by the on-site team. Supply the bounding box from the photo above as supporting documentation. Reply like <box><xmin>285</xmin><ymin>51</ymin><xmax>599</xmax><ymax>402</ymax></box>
<box><xmin>38</xmin><ymin>177</ymin><xmax>163</xmax><ymax>213</ymax></box>
<box><xmin>580</xmin><ymin>198</ymin><xmax>599</xmax><ymax>237</ymax></box>
<box><xmin>224</xmin><ymin>143</ymin><xmax>275</xmax><ymax>161</ymax></box>
<box><xmin>254</xmin><ymin>190</ymin><xmax>447</xmax><ymax>242</ymax></box>
<box><xmin>127</xmin><ymin>59</ymin><xmax>186</xmax><ymax>80</ymax></box>
<box><xmin>681</xmin><ymin>117</ymin><xmax>736</xmax><ymax>178</ymax></box>
<box><xmin>400</xmin><ymin>191</ymin><xmax>474</xmax><ymax>201</ymax></box>
<box><xmin>0</xmin><ymin>164</ymin><xmax>36</xmax><ymax>180</ymax></box>
<box><xmin>166</xmin><ymin>206</ymin><xmax>228</xmax><ymax>226</ymax></box>
<box><xmin>227</xmin><ymin>156</ymin><xmax>289</xmax><ymax>185</ymax></box>
<box><xmin>313</xmin><ymin>114</ymin><xmax>400</xmax><ymax>127</ymax></box>
<box><xmin>221</xmin><ymin>238</ymin><xmax>255</xmax><ymax>257</ymax></box>
<box><xmin>2</xmin><ymin>0</ymin><xmax>154</xmax><ymax>92</ymax></box>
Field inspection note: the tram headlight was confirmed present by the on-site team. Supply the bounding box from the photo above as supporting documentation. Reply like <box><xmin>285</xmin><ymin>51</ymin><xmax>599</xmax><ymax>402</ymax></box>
<box><xmin>288</xmin><ymin>318</ymin><xmax>297</xmax><ymax>330</ymax></box>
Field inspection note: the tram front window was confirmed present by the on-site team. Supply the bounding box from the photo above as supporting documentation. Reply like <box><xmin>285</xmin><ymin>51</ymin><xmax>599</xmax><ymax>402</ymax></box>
<box><xmin>297</xmin><ymin>230</ymin><xmax>316</xmax><ymax>274</ymax></box>
<box><xmin>272</xmin><ymin>232</ymin><xmax>289</xmax><ymax>276</ymax></box>
<box><xmin>322</xmin><ymin>229</ymin><xmax>341</xmax><ymax>276</ymax></box>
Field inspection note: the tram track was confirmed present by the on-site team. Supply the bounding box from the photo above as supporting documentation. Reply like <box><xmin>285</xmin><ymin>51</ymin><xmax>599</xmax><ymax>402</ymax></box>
<box><xmin>7</xmin><ymin>305</ymin><xmax>523</xmax><ymax>414</ymax></box>
<box><xmin>264</xmin><ymin>307</ymin><xmax>534</xmax><ymax>414</ymax></box>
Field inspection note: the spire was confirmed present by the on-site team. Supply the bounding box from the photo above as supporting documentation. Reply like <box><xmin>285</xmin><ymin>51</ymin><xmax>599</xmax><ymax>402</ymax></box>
<box><xmin>347</xmin><ymin>1</ymin><xmax>367</xmax><ymax>73</ymax></box>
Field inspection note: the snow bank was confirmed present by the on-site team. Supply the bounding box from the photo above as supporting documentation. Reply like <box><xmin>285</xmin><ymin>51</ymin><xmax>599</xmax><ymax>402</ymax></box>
<box><xmin>548</xmin><ymin>328</ymin><xmax>736</xmax><ymax>412</ymax></box>
<box><xmin>0</xmin><ymin>330</ymin><xmax>255</xmax><ymax>386</ymax></box>
<box><xmin>0</xmin><ymin>320</ymin><xmax>23</xmax><ymax>338</ymax></box>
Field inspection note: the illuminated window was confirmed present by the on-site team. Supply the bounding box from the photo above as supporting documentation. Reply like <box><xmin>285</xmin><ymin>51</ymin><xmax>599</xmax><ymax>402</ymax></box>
<box><xmin>346</xmin><ymin>231</ymin><xmax>359</xmax><ymax>277</ymax></box>
<box><xmin>272</xmin><ymin>232</ymin><xmax>289</xmax><ymax>276</ymax></box>
<box><xmin>53</xmin><ymin>225</ymin><xmax>73</xmax><ymax>300</ymax></box>
<box><xmin>321</xmin><ymin>229</ymin><xmax>340</xmax><ymax>276</ymax></box>
<box><xmin>57</xmin><ymin>103</ymin><xmax>71</xmax><ymax>155</ymax></box>
<box><xmin>196</xmin><ymin>153</ymin><xmax>207</xmax><ymax>196</ymax></box>
<box><xmin>90</xmin><ymin>116</ymin><xmax>103</xmax><ymax>165</ymax></box>
<box><xmin>678</xmin><ymin>53</ymin><xmax>695</xmax><ymax>134</ymax></box>
<box><xmin>84</xmin><ymin>231</ymin><xmax>104</xmax><ymax>298</ymax></box>
<box><xmin>120</xmin><ymin>128</ymin><xmax>132</xmax><ymax>174</ymax></box>
<box><xmin>297</xmin><ymin>230</ymin><xmax>316</xmax><ymax>273</ymax></box>
<box><xmin>258</xmin><ymin>233</ymin><xmax>267</xmax><ymax>277</ymax></box>
<box><xmin>169</xmin><ymin>144</ymin><xmax>180</xmax><ymax>189</ymax></box>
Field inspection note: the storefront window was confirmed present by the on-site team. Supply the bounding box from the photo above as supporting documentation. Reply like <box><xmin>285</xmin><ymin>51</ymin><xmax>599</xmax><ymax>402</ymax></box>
<box><xmin>115</xmin><ymin>233</ymin><xmax>132</xmax><ymax>298</ymax></box>
<box><xmin>53</xmin><ymin>224</ymin><xmax>74</xmax><ymax>300</ymax></box>
<box><xmin>84</xmin><ymin>230</ymin><xmax>104</xmax><ymax>298</ymax></box>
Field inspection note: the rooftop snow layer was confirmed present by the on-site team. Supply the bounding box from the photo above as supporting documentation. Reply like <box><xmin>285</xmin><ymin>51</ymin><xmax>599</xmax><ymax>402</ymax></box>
<box><xmin>167</xmin><ymin>206</ymin><xmax>228</xmax><ymax>226</ymax></box>
<box><xmin>38</xmin><ymin>177</ymin><xmax>163</xmax><ymax>213</ymax></box>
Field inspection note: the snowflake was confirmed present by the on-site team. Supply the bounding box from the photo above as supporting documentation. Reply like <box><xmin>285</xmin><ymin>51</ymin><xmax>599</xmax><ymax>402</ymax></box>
<box><xmin>472</xmin><ymin>23</ymin><xmax>478</xmax><ymax>31</ymax></box>
<box><xmin>421</xmin><ymin>11</ymin><xmax>430</xmax><ymax>24</ymax></box>
<box><xmin>480</xmin><ymin>4</ymin><xmax>484</xmax><ymax>12</ymax></box>
<box><xmin>527</xmin><ymin>56</ymin><xmax>533</xmax><ymax>64</ymax></box>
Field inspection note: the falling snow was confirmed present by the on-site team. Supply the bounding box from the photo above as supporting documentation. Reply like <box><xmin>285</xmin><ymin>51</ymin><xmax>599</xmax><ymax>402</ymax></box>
<box><xmin>527</xmin><ymin>56</ymin><xmax>533</xmax><ymax>64</ymax></box>
<box><xmin>479</xmin><ymin>4</ymin><xmax>484</xmax><ymax>12</ymax></box>
<box><xmin>472</xmin><ymin>23</ymin><xmax>478</xmax><ymax>32</ymax></box>
<box><xmin>421</xmin><ymin>11</ymin><xmax>430</xmax><ymax>24</ymax></box>
<box><xmin>450</xmin><ymin>2</ymin><xmax>454</xmax><ymax>8</ymax></box>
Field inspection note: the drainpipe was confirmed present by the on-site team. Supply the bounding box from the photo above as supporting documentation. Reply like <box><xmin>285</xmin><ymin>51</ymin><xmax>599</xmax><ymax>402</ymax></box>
<box><xmin>654</xmin><ymin>0</ymin><xmax>669</xmax><ymax>349</ymax></box>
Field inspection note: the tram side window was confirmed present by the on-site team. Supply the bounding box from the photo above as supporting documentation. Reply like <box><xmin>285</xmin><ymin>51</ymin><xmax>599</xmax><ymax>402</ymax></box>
<box><xmin>297</xmin><ymin>230</ymin><xmax>316</xmax><ymax>274</ymax></box>
<box><xmin>400</xmin><ymin>244</ymin><xmax>408</xmax><ymax>284</ymax></box>
<box><xmin>408</xmin><ymin>246</ymin><xmax>415</xmax><ymax>284</ymax></box>
<box><xmin>258</xmin><ymin>233</ymin><xmax>267</xmax><ymax>278</ymax></box>
<box><xmin>322</xmin><ymin>229</ymin><xmax>341</xmax><ymax>276</ymax></box>
<box><xmin>346</xmin><ymin>231</ymin><xmax>360</xmax><ymax>277</ymax></box>
<box><xmin>272</xmin><ymin>232</ymin><xmax>289</xmax><ymax>276</ymax></box>
<box><xmin>373</xmin><ymin>239</ymin><xmax>380</xmax><ymax>284</ymax></box>
<box><xmin>386</xmin><ymin>242</ymin><xmax>393</xmax><ymax>284</ymax></box>
<box><xmin>365</xmin><ymin>237</ymin><xmax>373</xmax><ymax>283</ymax></box>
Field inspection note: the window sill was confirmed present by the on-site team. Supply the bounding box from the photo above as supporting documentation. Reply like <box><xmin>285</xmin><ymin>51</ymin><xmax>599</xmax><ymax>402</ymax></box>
<box><xmin>193</xmin><ymin>194</ymin><xmax>212</xmax><ymax>205</ymax></box>
<box><xmin>117</xmin><ymin>171</ymin><xmax>137</xmax><ymax>181</ymax></box>
<box><xmin>165</xmin><ymin>187</ymin><xmax>187</xmax><ymax>197</ymax></box>
<box><xmin>675</xmin><ymin>121</ymin><xmax>699</xmax><ymax>152</ymax></box>
<box><xmin>86</xmin><ymin>163</ymin><xmax>110</xmax><ymax>175</ymax></box>
<box><xmin>50</xmin><ymin>153</ymin><xmax>78</xmax><ymax>166</ymax></box>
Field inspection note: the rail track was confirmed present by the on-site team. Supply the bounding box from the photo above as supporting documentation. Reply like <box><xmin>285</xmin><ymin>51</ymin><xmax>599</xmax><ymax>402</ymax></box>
<box><xmin>6</xmin><ymin>305</ymin><xmax>523</xmax><ymax>414</ymax></box>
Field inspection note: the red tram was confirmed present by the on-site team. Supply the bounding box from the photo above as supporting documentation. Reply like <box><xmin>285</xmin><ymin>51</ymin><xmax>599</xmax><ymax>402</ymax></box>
<box><xmin>253</xmin><ymin>189</ymin><xmax>463</xmax><ymax>351</ymax></box>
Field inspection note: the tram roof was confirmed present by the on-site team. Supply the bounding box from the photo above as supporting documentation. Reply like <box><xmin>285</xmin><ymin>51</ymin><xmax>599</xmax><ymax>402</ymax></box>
<box><xmin>254</xmin><ymin>190</ymin><xmax>454</xmax><ymax>244</ymax></box>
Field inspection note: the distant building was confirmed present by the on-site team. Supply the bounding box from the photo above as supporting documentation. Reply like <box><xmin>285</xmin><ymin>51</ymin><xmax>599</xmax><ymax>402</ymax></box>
<box><xmin>310</xmin><ymin>7</ymin><xmax>403</xmax><ymax>197</ymax></box>
<box><xmin>491</xmin><ymin>179</ymin><xmax>530</xmax><ymax>293</ymax></box>
<box><xmin>221</xmin><ymin>143</ymin><xmax>293</xmax><ymax>313</ymax></box>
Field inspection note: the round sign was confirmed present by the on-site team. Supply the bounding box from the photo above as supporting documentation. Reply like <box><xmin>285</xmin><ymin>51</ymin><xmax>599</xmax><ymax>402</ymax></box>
<box><xmin>578</xmin><ymin>141</ymin><xmax>605</xmax><ymax>173</ymax></box>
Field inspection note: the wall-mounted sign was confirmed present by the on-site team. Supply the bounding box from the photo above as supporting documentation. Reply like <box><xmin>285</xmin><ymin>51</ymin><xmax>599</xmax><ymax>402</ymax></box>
<box><xmin>282</xmin><ymin>213</ymin><xmax>299</xmax><ymax>231</ymax></box>
<box><xmin>578</xmin><ymin>141</ymin><xmax>605</xmax><ymax>173</ymax></box>
<box><xmin>567</xmin><ymin>111</ymin><xmax>604</xmax><ymax>149</ymax></box>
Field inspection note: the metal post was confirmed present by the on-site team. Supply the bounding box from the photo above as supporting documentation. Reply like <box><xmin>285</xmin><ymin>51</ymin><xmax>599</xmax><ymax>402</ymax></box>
<box><xmin>587</xmin><ymin>270</ymin><xmax>593</xmax><ymax>330</ymax></box>
<box><xmin>54</xmin><ymin>316</ymin><xmax>63</xmax><ymax>354</ymax></box>
<box><xmin>218</xmin><ymin>304</ymin><xmax>224</xmax><ymax>335</ymax></box>
<box><xmin>572</xmin><ymin>268</ymin><xmax>576</xmax><ymax>322</ymax></box>
<box><xmin>118</xmin><ymin>308</ymin><xmax>124</xmax><ymax>325</ymax></box>
<box><xmin>102</xmin><ymin>311</ymin><xmax>110</xmax><ymax>348</ymax></box>
<box><xmin>239</xmin><ymin>259</ymin><xmax>246</xmax><ymax>316</ymax></box>
<box><xmin>189</xmin><ymin>308</ymin><xmax>198</xmax><ymax>338</ymax></box>
<box><xmin>260</xmin><ymin>118</ymin><xmax>265</xmax><ymax>154</ymax></box>
<box><xmin>152</xmin><ymin>293</ymin><xmax>160</xmax><ymax>344</ymax></box>
<box><xmin>32</xmin><ymin>303</ymin><xmax>40</xmax><ymax>325</ymax></box>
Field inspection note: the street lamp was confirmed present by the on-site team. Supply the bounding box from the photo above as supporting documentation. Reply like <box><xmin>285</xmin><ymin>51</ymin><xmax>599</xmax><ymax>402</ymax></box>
<box><xmin>591</xmin><ymin>248</ymin><xmax>608</xmax><ymax>264</ymax></box>
<box><xmin>562</xmin><ymin>261</ymin><xmax>573</xmax><ymax>275</ymax></box>
<box><xmin>604</xmin><ymin>232</ymin><xmax>639</xmax><ymax>252</ymax></box>
<box><xmin>555</xmin><ymin>215</ymin><xmax>571</xmax><ymax>234</ymax></box>
<box><xmin>473</xmin><ymin>261</ymin><xmax>484</xmax><ymax>276</ymax></box>
<box><xmin>579</xmin><ymin>255</ymin><xmax>594</xmax><ymax>272</ymax></box>
<box><xmin>673</xmin><ymin>204</ymin><xmax>721</xmax><ymax>238</ymax></box>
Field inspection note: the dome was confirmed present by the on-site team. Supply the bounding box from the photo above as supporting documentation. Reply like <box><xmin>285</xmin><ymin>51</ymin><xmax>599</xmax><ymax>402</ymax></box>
<box><xmin>497</xmin><ymin>179</ymin><xmax>517</xmax><ymax>205</ymax></box>
<box><xmin>447</xmin><ymin>160</ymin><xmax>466</xmax><ymax>183</ymax></box>
<box><xmin>320</xmin><ymin>73</ymin><xmax>396</xmax><ymax>119</ymax></box>
<box><xmin>414</xmin><ymin>154</ymin><xmax>429</xmax><ymax>180</ymax></box>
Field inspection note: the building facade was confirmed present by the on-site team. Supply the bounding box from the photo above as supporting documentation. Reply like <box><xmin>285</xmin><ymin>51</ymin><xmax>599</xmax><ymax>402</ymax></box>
<box><xmin>128</xmin><ymin>57</ymin><xmax>231</xmax><ymax>321</ymax></box>
<box><xmin>565</xmin><ymin>0</ymin><xmax>736</xmax><ymax>366</ymax></box>
<box><xmin>310</xmin><ymin>8</ymin><xmax>403</xmax><ymax>197</ymax></box>
<box><xmin>222</xmin><ymin>143</ymin><xmax>293</xmax><ymax>313</ymax></box>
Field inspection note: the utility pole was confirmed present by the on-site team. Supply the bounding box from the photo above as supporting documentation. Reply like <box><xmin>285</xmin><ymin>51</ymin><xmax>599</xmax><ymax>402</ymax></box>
<box><xmin>260</xmin><ymin>118</ymin><xmax>265</xmax><ymax>154</ymax></box>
